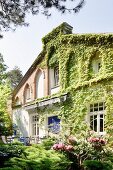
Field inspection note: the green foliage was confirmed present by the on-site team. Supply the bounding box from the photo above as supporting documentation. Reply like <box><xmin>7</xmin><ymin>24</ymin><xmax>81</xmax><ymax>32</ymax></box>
<box><xmin>0</xmin><ymin>53</ymin><xmax>7</xmax><ymax>84</ymax></box>
<box><xmin>83</xmin><ymin>160</ymin><xmax>113</xmax><ymax>170</ymax></box>
<box><xmin>41</xmin><ymin>31</ymin><xmax>113</xmax><ymax>141</ymax></box>
<box><xmin>28</xmin><ymin>28</ymin><xmax>113</xmax><ymax>142</ymax></box>
<box><xmin>40</xmin><ymin>137</ymin><xmax>56</xmax><ymax>150</ymax></box>
<box><xmin>0</xmin><ymin>1</ymin><xmax>84</xmax><ymax>35</ymax></box>
<box><xmin>1</xmin><ymin>142</ymin><xmax>71</xmax><ymax>170</ymax></box>
<box><xmin>7</xmin><ymin>66</ymin><xmax>23</xmax><ymax>90</ymax></box>
<box><xmin>0</xmin><ymin>83</ymin><xmax>12</xmax><ymax>136</ymax></box>
<box><xmin>0</xmin><ymin>143</ymin><xmax>25</xmax><ymax>168</ymax></box>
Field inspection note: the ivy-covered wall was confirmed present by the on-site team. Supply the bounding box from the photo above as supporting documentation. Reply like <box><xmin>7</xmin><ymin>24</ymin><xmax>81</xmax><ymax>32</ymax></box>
<box><xmin>38</xmin><ymin>23</ymin><xmax>113</xmax><ymax>143</ymax></box>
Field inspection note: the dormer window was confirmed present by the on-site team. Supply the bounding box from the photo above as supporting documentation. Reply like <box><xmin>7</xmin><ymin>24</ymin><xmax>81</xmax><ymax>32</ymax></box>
<box><xmin>54</xmin><ymin>66</ymin><xmax>59</xmax><ymax>87</ymax></box>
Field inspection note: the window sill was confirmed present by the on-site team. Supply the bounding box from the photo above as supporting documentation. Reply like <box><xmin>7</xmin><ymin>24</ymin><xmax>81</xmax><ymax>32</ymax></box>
<box><xmin>51</xmin><ymin>85</ymin><xmax>59</xmax><ymax>89</ymax></box>
<box><xmin>51</xmin><ymin>86</ymin><xmax>60</xmax><ymax>95</ymax></box>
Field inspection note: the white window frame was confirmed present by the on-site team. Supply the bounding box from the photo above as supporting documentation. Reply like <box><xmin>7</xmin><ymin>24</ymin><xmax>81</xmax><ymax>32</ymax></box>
<box><xmin>31</xmin><ymin>114</ymin><xmax>39</xmax><ymax>137</ymax></box>
<box><xmin>89</xmin><ymin>102</ymin><xmax>105</xmax><ymax>135</ymax></box>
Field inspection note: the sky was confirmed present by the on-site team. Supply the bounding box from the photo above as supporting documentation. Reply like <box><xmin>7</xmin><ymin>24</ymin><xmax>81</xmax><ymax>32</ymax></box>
<box><xmin>0</xmin><ymin>0</ymin><xmax>113</xmax><ymax>75</ymax></box>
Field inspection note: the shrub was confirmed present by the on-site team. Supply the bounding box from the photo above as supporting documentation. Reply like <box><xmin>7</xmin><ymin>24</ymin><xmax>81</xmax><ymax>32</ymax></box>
<box><xmin>1</xmin><ymin>142</ymin><xmax>71</xmax><ymax>170</ymax></box>
<box><xmin>83</xmin><ymin>160</ymin><xmax>113</xmax><ymax>170</ymax></box>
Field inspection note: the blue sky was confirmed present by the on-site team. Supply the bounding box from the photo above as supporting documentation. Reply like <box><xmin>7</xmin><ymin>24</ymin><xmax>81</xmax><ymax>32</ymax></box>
<box><xmin>0</xmin><ymin>0</ymin><xmax>113</xmax><ymax>74</ymax></box>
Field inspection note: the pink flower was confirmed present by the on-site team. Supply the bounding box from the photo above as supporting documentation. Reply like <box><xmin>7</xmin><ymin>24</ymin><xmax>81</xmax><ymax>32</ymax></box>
<box><xmin>65</xmin><ymin>145</ymin><xmax>74</xmax><ymax>151</ymax></box>
<box><xmin>52</xmin><ymin>143</ymin><xmax>65</xmax><ymax>151</ymax></box>
<box><xmin>88</xmin><ymin>137</ymin><xmax>99</xmax><ymax>143</ymax></box>
<box><xmin>52</xmin><ymin>144</ymin><xmax>59</xmax><ymax>150</ymax></box>
<box><xmin>57</xmin><ymin>143</ymin><xmax>65</xmax><ymax>150</ymax></box>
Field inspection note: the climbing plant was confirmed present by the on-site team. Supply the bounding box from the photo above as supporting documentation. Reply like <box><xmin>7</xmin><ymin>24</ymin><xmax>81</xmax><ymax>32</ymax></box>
<box><xmin>39</xmin><ymin>23</ymin><xmax>113</xmax><ymax>145</ymax></box>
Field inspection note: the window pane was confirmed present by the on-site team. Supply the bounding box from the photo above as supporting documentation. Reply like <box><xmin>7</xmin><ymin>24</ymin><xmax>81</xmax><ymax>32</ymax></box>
<box><xmin>90</xmin><ymin>104</ymin><xmax>93</xmax><ymax>112</ymax></box>
<box><xmin>99</xmin><ymin>102</ymin><xmax>104</xmax><ymax>111</ymax></box>
<box><xmin>94</xmin><ymin>107</ymin><xmax>98</xmax><ymax>111</ymax></box>
<box><xmin>32</xmin><ymin>115</ymin><xmax>39</xmax><ymax>122</ymax></box>
<box><xmin>36</xmin><ymin>126</ymin><xmax>39</xmax><ymax>136</ymax></box>
<box><xmin>90</xmin><ymin>116</ymin><xmax>93</xmax><ymax>130</ymax></box>
<box><xmin>94</xmin><ymin>103</ymin><xmax>98</xmax><ymax>108</ymax></box>
<box><xmin>90</xmin><ymin>108</ymin><xmax>93</xmax><ymax>112</ymax></box>
<box><xmin>94</xmin><ymin>115</ymin><xmax>97</xmax><ymax>132</ymax></box>
<box><xmin>100</xmin><ymin>116</ymin><xmax>103</xmax><ymax>132</ymax></box>
<box><xmin>32</xmin><ymin>124</ymin><xmax>36</xmax><ymax>136</ymax></box>
<box><xmin>54</xmin><ymin>67</ymin><xmax>59</xmax><ymax>86</ymax></box>
<box><xmin>94</xmin><ymin>103</ymin><xmax>98</xmax><ymax>111</ymax></box>
<box><xmin>98</xmin><ymin>63</ymin><xmax>101</xmax><ymax>70</ymax></box>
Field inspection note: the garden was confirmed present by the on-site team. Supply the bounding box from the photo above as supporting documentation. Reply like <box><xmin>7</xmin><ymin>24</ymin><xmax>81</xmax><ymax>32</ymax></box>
<box><xmin>1</xmin><ymin>131</ymin><xmax>113</xmax><ymax>170</ymax></box>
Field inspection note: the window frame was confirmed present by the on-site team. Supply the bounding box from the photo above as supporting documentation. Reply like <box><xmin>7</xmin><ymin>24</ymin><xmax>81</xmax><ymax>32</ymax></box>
<box><xmin>89</xmin><ymin>102</ymin><xmax>105</xmax><ymax>135</ymax></box>
<box><xmin>31</xmin><ymin>114</ymin><xmax>39</xmax><ymax>137</ymax></box>
<box><xmin>92</xmin><ymin>58</ymin><xmax>102</xmax><ymax>74</ymax></box>
<box><xmin>54</xmin><ymin>66</ymin><xmax>59</xmax><ymax>87</ymax></box>
<box><xmin>24</xmin><ymin>84</ymin><xmax>31</xmax><ymax>103</ymax></box>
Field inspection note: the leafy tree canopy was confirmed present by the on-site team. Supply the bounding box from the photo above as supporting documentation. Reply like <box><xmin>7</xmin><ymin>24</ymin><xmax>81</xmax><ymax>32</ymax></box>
<box><xmin>0</xmin><ymin>83</ymin><xmax>12</xmax><ymax>136</ymax></box>
<box><xmin>0</xmin><ymin>0</ymin><xmax>85</xmax><ymax>36</ymax></box>
<box><xmin>7</xmin><ymin>66</ymin><xmax>23</xmax><ymax>90</ymax></box>
<box><xmin>0</xmin><ymin>53</ymin><xmax>7</xmax><ymax>83</ymax></box>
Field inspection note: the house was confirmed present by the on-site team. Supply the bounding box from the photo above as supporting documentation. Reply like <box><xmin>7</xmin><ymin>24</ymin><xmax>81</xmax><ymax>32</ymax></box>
<box><xmin>12</xmin><ymin>22</ymin><xmax>113</xmax><ymax>142</ymax></box>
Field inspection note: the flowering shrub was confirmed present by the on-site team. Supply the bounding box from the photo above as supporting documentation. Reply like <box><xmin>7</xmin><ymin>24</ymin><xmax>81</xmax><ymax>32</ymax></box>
<box><xmin>68</xmin><ymin>136</ymin><xmax>77</xmax><ymax>145</ymax></box>
<box><xmin>52</xmin><ymin>143</ymin><xmax>74</xmax><ymax>152</ymax></box>
<box><xmin>87</xmin><ymin>137</ymin><xmax>106</xmax><ymax>151</ymax></box>
<box><xmin>52</xmin><ymin>134</ymin><xmax>113</xmax><ymax>170</ymax></box>
<box><xmin>87</xmin><ymin>137</ymin><xmax>106</xmax><ymax>145</ymax></box>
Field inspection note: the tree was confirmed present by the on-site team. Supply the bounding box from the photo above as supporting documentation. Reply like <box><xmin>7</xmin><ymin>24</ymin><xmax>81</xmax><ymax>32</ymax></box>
<box><xmin>0</xmin><ymin>83</ymin><xmax>12</xmax><ymax>138</ymax></box>
<box><xmin>0</xmin><ymin>0</ymin><xmax>85</xmax><ymax>35</ymax></box>
<box><xmin>7</xmin><ymin>66</ymin><xmax>23</xmax><ymax>90</ymax></box>
<box><xmin>0</xmin><ymin>53</ymin><xmax>7</xmax><ymax>83</ymax></box>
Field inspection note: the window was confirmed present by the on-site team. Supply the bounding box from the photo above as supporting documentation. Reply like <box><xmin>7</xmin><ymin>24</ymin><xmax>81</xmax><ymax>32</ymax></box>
<box><xmin>26</xmin><ymin>88</ymin><xmax>30</xmax><ymax>100</ymax></box>
<box><xmin>54</xmin><ymin>67</ymin><xmax>59</xmax><ymax>86</ymax></box>
<box><xmin>36</xmin><ymin>70</ymin><xmax>44</xmax><ymax>98</ymax></box>
<box><xmin>15</xmin><ymin>97</ymin><xmax>21</xmax><ymax>106</ymax></box>
<box><xmin>24</xmin><ymin>84</ymin><xmax>30</xmax><ymax>103</ymax></box>
<box><xmin>31</xmin><ymin>115</ymin><xmax>39</xmax><ymax>136</ymax></box>
<box><xmin>48</xmin><ymin>116</ymin><xmax>60</xmax><ymax>134</ymax></box>
<box><xmin>92</xmin><ymin>59</ymin><xmax>102</xmax><ymax>74</ymax></box>
<box><xmin>89</xmin><ymin>102</ymin><xmax>105</xmax><ymax>134</ymax></box>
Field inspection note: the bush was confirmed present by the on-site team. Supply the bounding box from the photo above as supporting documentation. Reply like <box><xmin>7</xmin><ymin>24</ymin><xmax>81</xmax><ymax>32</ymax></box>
<box><xmin>40</xmin><ymin>137</ymin><xmax>56</xmax><ymax>150</ymax></box>
<box><xmin>1</xmin><ymin>141</ymin><xmax>71</xmax><ymax>170</ymax></box>
<box><xmin>83</xmin><ymin>160</ymin><xmax>113</xmax><ymax>170</ymax></box>
<box><xmin>0</xmin><ymin>143</ymin><xmax>25</xmax><ymax>168</ymax></box>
